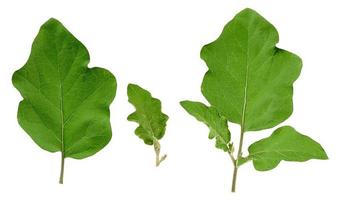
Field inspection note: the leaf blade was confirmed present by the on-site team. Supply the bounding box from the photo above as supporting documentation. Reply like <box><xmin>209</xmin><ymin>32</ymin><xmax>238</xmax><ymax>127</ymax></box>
<box><xmin>200</xmin><ymin>8</ymin><xmax>302</xmax><ymax>131</ymax></box>
<box><xmin>180</xmin><ymin>100</ymin><xmax>230</xmax><ymax>152</ymax></box>
<box><xmin>13</xmin><ymin>18</ymin><xmax>117</xmax><ymax>159</ymax></box>
<box><xmin>245</xmin><ymin>126</ymin><xmax>328</xmax><ymax>171</ymax></box>
<box><xmin>127</xmin><ymin>84</ymin><xmax>168</xmax><ymax>145</ymax></box>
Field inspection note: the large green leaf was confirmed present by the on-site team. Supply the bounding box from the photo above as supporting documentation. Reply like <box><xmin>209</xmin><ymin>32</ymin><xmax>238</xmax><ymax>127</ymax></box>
<box><xmin>241</xmin><ymin>126</ymin><xmax>328</xmax><ymax>171</ymax></box>
<box><xmin>180</xmin><ymin>101</ymin><xmax>230</xmax><ymax>152</ymax></box>
<box><xmin>127</xmin><ymin>84</ymin><xmax>168</xmax><ymax>166</ymax></box>
<box><xmin>201</xmin><ymin>8</ymin><xmax>302</xmax><ymax>131</ymax></box>
<box><xmin>12</xmin><ymin>18</ymin><xmax>117</xmax><ymax>182</ymax></box>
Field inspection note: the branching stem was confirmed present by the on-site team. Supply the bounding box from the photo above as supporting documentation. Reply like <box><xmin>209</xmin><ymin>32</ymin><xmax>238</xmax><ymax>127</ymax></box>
<box><xmin>231</xmin><ymin>55</ymin><xmax>249</xmax><ymax>192</ymax></box>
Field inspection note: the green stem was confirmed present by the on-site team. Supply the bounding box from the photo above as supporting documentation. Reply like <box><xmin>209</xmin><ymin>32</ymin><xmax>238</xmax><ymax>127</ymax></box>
<box><xmin>153</xmin><ymin>139</ymin><xmax>167</xmax><ymax>167</ymax></box>
<box><xmin>231</xmin><ymin>127</ymin><xmax>245</xmax><ymax>192</ymax></box>
<box><xmin>231</xmin><ymin>60</ymin><xmax>249</xmax><ymax>192</ymax></box>
<box><xmin>59</xmin><ymin>153</ymin><xmax>65</xmax><ymax>184</ymax></box>
<box><xmin>231</xmin><ymin>163</ymin><xmax>238</xmax><ymax>192</ymax></box>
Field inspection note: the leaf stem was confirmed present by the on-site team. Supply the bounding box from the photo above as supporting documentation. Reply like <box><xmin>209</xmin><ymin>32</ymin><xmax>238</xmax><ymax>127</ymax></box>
<box><xmin>231</xmin><ymin>163</ymin><xmax>238</xmax><ymax>192</ymax></box>
<box><xmin>153</xmin><ymin>139</ymin><xmax>167</xmax><ymax>167</ymax></box>
<box><xmin>231</xmin><ymin>126</ymin><xmax>245</xmax><ymax>192</ymax></box>
<box><xmin>228</xmin><ymin>152</ymin><xmax>236</xmax><ymax>164</ymax></box>
<box><xmin>59</xmin><ymin>152</ymin><xmax>65</xmax><ymax>184</ymax></box>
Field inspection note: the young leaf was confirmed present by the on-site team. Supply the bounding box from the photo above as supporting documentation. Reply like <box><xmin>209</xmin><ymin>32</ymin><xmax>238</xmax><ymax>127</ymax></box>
<box><xmin>201</xmin><ymin>8</ymin><xmax>302</xmax><ymax>131</ymax></box>
<box><xmin>12</xmin><ymin>18</ymin><xmax>117</xmax><ymax>183</ymax></box>
<box><xmin>239</xmin><ymin>126</ymin><xmax>328</xmax><ymax>171</ymax></box>
<box><xmin>180</xmin><ymin>101</ymin><xmax>231</xmax><ymax>152</ymax></box>
<box><xmin>127</xmin><ymin>84</ymin><xmax>168</xmax><ymax>166</ymax></box>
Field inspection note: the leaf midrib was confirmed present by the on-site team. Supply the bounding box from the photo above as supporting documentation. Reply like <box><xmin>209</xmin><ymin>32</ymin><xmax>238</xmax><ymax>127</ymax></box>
<box><xmin>239</xmin><ymin>18</ymin><xmax>263</xmax><ymax>131</ymax></box>
<box><xmin>240</xmin><ymin>28</ymin><xmax>250</xmax><ymax>133</ymax></box>
<box><xmin>248</xmin><ymin>149</ymin><xmax>318</xmax><ymax>160</ymax></box>
<box><xmin>55</xmin><ymin>35</ymin><xmax>66</xmax><ymax>156</ymax></box>
<box><xmin>57</xmin><ymin>61</ymin><xmax>65</xmax><ymax>156</ymax></box>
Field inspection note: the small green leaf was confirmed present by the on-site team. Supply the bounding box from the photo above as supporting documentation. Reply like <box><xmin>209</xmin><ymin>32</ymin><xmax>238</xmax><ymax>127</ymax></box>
<box><xmin>12</xmin><ymin>18</ymin><xmax>117</xmax><ymax>183</ymax></box>
<box><xmin>245</xmin><ymin>126</ymin><xmax>328</xmax><ymax>171</ymax></box>
<box><xmin>201</xmin><ymin>8</ymin><xmax>302</xmax><ymax>131</ymax></box>
<box><xmin>180</xmin><ymin>101</ymin><xmax>230</xmax><ymax>152</ymax></box>
<box><xmin>127</xmin><ymin>84</ymin><xmax>168</xmax><ymax>166</ymax></box>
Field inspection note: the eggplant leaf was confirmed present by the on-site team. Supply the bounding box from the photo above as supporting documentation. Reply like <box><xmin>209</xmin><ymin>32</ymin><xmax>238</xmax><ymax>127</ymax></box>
<box><xmin>127</xmin><ymin>84</ymin><xmax>168</xmax><ymax>166</ymax></box>
<box><xmin>180</xmin><ymin>101</ymin><xmax>231</xmax><ymax>152</ymax></box>
<box><xmin>201</xmin><ymin>8</ymin><xmax>302</xmax><ymax>131</ymax></box>
<box><xmin>12</xmin><ymin>18</ymin><xmax>117</xmax><ymax>183</ymax></box>
<box><xmin>240</xmin><ymin>126</ymin><xmax>328</xmax><ymax>171</ymax></box>
<box><xmin>180</xmin><ymin>8</ymin><xmax>328</xmax><ymax>192</ymax></box>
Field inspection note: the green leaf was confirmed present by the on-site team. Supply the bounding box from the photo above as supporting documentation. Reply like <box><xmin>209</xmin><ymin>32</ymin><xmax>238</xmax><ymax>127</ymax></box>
<box><xmin>127</xmin><ymin>84</ymin><xmax>168</xmax><ymax>144</ymax></box>
<box><xmin>201</xmin><ymin>8</ymin><xmax>302</xmax><ymax>131</ymax></box>
<box><xmin>127</xmin><ymin>84</ymin><xmax>168</xmax><ymax>166</ymax></box>
<box><xmin>180</xmin><ymin>101</ymin><xmax>230</xmax><ymax>152</ymax></box>
<box><xmin>12</xmin><ymin>18</ymin><xmax>117</xmax><ymax>183</ymax></box>
<box><xmin>243</xmin><ymin>126</ymin><xmax>328</xmax><ymax>171</ymax></box>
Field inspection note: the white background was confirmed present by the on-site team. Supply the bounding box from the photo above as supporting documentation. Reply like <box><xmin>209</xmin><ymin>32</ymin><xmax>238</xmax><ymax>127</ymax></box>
<box><xmin>0</xmin><ymin>0</ymin><xmax>340</xmax><ymax>199</ymax></box>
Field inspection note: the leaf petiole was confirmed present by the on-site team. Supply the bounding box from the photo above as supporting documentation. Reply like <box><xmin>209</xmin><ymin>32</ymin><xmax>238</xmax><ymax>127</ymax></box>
<box><xmin>59</xmin><ymin>152</ymin><xmax>65</xmax><ymax>184</ymax></box>
<box><xmin>153</xmin><ymin>138</ymin><xmax>167</xmax><ymax>167</ymax></box>
<box><xmin>231</xmin><ymin>126</ymin><xmax>245</xmax><ymax>192</ymax></box>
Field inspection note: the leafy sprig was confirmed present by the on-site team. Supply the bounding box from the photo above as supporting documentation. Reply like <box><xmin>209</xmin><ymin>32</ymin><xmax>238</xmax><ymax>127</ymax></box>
<box><xmin>127</xmin><ymin>84</ymin><xmax>168</xmax><ymax>166</ymax></box>
<box><xmin>181</xmin><ymin>8</ymin><xmax>328</xmax><ymax>192</ymax></box>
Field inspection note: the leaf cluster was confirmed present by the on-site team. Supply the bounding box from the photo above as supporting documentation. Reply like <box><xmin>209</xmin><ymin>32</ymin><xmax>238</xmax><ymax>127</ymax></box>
<box><xmin>180</xmin><ymin>8</ymin><xmax>327</xmax><ymax>191</ymax></box>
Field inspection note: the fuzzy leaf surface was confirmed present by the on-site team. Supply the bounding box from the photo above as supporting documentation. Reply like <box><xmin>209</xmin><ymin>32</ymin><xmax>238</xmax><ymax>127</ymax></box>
<box><xmin>127</xmin><ymin>84</ymin><xmax>168</xmax><ymax>145</ymax></box>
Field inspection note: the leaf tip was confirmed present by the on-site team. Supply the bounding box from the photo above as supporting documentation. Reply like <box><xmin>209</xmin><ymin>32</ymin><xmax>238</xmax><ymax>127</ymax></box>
<box><xmin>179</xmin><ymin>100</ymin><xmax>188</xmax><ymax>107</ymax></box>
<box><xmin>319</xmin><ymin>148</ymin><xmax>329</xmax><ymax>160</ymax></box>
<box><xmin>42</xmin><ymin>17</ymin><xmax>63</xmax><ymax>28</ymax></box>
<box><xmin>236</xmin><ymin>8</ymin><xmax>262</xmax><ymax>19</ymax></box>
<box><xmin>127</xmin><ymin>83</ymin><xmax>145</xmax><ymax>95</ymax></box>
<box><xmin>127</xmin><ymin>83</ymin><xmax>139</xmax><ymax>98</ymax></box>
<box><xmin>240</xmin><ymin>8</ymin><xmax>257</xmax><ymax>13</ymax></box>
<box><xmin>127</xmin><ymin>83</ymin><xmax>135</xmax><ymax>88</ymax></box>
